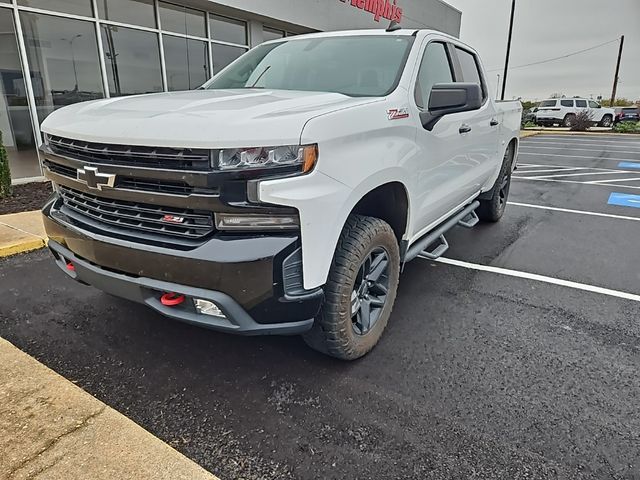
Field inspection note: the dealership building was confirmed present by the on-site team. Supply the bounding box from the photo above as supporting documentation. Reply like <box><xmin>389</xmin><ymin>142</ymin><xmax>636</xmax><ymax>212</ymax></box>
<box><xmin>0</xmin><ymin>0</ymin><xmax>461</xmax><ymax>182</ymax></box>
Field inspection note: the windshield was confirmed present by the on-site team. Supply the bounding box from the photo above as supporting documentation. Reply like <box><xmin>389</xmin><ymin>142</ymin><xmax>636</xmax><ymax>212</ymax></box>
<box><xmin>539</xmin><ymin>100</ymin><xmax>557</xmax><ymax>107</ymax></box>
<box><xmin>205</xmin><ymin>36</ymin><xmax>415</xmax><ymax>97</ymax></box>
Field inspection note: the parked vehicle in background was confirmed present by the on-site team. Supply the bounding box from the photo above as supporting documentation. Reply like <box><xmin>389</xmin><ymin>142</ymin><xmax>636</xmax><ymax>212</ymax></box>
<box><xmin>522</xmin><ymin>107</ymin><xmax>538</xmax><ymax>125</ymax></box>
<box><xmin>614</xmin><ymin>106</ymin><xmax>640</xmax><ymax>124</ymax></box>
<box><xmin>535</xmin><ymin>98</ymin><xmax>614</xmax><ymax>127</ymax></box>
<box><xmin>39</xmin><ymin>29</ymin><xmax>521</xmax><ymax>360</ymax></box>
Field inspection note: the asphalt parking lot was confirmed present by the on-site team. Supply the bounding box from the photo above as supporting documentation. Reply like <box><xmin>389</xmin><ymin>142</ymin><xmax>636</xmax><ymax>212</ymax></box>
<box><xmin>2</xmin><ymin>133</ymin><xmax>640</xmax><ymax>479</ymax></box>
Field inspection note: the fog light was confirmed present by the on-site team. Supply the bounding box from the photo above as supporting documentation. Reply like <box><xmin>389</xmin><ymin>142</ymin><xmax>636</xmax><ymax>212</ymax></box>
<box><xmin>194</xmin><ymin>299</ymin><xmax>225</xmax><ymax>317</ymax></box>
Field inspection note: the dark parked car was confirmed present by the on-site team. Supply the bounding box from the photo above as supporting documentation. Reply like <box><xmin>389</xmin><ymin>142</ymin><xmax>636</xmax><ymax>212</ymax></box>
<box><xmin>614</xmin><ymin>106</ymin><xmax>640</xmax><ymax>124</ymax></box>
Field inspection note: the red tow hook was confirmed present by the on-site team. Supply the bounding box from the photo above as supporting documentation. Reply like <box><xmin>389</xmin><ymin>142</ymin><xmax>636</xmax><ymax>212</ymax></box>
<box><xmin>66</xmin><ymin>262</ymin><xmax>75</xmax><ymax>271</ymax></box>
<box><xmin>160</xmin><ymin>292</ymin><xmax>185</xmax><ymax>307</ymax></box>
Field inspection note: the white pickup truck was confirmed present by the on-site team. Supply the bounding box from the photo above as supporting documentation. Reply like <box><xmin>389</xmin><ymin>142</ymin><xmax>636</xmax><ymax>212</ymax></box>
<box><xmin>39</xmin><ymin>28</ymin><xmax>521</xmax><ymax>360</ymax></box>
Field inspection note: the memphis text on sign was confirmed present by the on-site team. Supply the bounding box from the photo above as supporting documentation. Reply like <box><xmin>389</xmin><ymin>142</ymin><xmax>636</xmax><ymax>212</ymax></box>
<box><xmin>339</xmin><ymin>0</ymin><xmax>404</xmax><ymax>23</ymax></box>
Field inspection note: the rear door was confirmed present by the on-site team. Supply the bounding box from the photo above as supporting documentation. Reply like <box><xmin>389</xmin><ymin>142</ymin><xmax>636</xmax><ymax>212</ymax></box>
<box><xmin>589</xmin><ymin>100</ymin><xmax>605</xmax><ymax>122</ymax></box>
<box><xmin>449</xmin><ymin>45</ymin><xmax>499</xmax><ymax>192</ymax></box>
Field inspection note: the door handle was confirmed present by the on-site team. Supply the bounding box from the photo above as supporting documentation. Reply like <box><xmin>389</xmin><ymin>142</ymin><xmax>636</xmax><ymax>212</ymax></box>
<box><xmin>459</xmin><ymin>124</ymin><xmax>472</xmax><ymax>134</ymax></box>
<box><xmin>490</xmin><ymin>119</ymin><xmax>499</xmax><ymax>126</ymax></box>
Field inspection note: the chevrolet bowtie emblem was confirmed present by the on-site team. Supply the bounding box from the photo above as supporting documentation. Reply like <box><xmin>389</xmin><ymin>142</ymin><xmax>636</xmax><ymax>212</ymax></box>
<box><xmin>77</xmin><ymin>166</ymin><xmax>116</xmax><ymax>190</ymax></box>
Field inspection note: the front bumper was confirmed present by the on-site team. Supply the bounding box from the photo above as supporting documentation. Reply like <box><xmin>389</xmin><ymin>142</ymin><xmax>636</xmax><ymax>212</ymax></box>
<box><xmin>43</xmin><ymin>197</ymin><xmax>323</xmax><ymax>335</ymax></box>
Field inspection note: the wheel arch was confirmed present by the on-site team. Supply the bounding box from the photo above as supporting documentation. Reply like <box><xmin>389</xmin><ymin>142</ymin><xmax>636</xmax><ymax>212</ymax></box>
<box><xmin>350</xmin><ymin>181</ymin><xmax>410</xmax><ymax>246</ymax></box>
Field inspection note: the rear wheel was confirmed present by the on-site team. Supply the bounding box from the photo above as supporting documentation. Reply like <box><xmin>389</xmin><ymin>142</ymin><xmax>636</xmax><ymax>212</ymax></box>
<box><xmin>477</xmin><ymin>142</ymin><xmax>514</xmax><ymax>222</ymax></box>
<box><xmin>563</xmin><ymin>114</ymin><xmax>576</xmax><ymax>127</ymax></box>
<box><xmin>303</xmin><ymin>215</ymin><xmax>400</xmax><ymax>360</ymax></box>
<box><xmin>599</xmin><ymin>114</ymin><xmax>613</xmax><ymax>127</ymax></box>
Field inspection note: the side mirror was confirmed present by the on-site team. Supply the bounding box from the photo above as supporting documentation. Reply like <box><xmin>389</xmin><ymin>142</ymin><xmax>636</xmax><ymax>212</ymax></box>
<box><xmin>420</xmin><ymin>83</ymin><xmax>483</xmax><ymax>131</ymax></box>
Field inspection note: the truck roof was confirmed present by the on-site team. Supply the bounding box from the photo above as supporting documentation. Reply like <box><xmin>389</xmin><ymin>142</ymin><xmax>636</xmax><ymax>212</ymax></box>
<box><xmin>261</xmin><ymin>28</ymin><xmax>450</xmax><ymax>44</ymax></box>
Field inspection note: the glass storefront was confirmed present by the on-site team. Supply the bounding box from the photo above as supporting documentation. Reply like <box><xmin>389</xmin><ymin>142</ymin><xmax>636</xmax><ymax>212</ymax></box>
<box><xmin>0</xmin><ymin>8</ymin><xmax>38</xmax><ymax>178</ymax></box>
<box><xmin>101</xmin><ymin>25</ymin><xmax>163</xmax><ymax>96</ymax></box>
<box><xmin>163</xmin><ymin>35</ymin><xmax>209</xmax><ymax>91</ymax></box>
<box><xmin>0</xmin><ymin>0</ymin><xmax>290</xmax><ymax>181</ymax></box>
<box><xmin>97</xmin><ymin>0</ymin><xmax>156</xmax><ymax>28</ymax></box>
<box><xmin>20</xmin><ymin>12</ymin><xmax>104</xmax><ymax>123</ymax></box>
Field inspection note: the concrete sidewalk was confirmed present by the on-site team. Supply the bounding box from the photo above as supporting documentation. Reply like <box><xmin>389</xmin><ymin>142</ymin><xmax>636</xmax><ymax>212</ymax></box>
<box><xmin>0</xmin><ymin>337</ymin><xmax>218</xmax><ymax>480</ymax></box>
<box><xmin>0</xmin><ymin>211</ymin><xmax>47</xmax><ymax>257</ymax></box>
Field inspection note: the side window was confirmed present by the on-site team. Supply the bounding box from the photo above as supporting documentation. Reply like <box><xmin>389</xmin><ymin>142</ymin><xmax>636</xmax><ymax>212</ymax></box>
<box><xmin>560</xmin><ymin>100</ymin><xmax>574</xmax><ymax>107</ymax></box>
<box><xmin>589</xmin><ymin>100</ymin><xmax>600</xmax><ymax>108</ymax></box>
<box><xmin>454</xmin><ymin>47</ymin><xmax>486</xmax><ymax>101</ymax></box>
<box><xmin>575</xmin><ymin>99</ymin><xmax>587</xmax><ymax>108</ymax></box>
<box><xmin>414</xmin><ymin>42</ymin><xmax>454</xmax><ymax>109</ymax></box>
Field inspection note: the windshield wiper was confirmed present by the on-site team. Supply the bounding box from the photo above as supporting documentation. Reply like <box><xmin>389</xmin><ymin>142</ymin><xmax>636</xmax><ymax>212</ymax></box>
<box><xmin>248</xmin><ymin>65</ymin><xmax>271</xmax><ymax>88</ymax></box>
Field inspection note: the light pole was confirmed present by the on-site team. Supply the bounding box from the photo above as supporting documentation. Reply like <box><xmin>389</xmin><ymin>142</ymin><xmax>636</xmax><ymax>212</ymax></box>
<box><xmin>61</xmin><ymin>34</ymin><xmax>82</xmax><ymax>91</ymax></box>
<box><xmin>501</xmin><ymin>0</ymin><xmax>516</xmax><ymax>100</ymax></box>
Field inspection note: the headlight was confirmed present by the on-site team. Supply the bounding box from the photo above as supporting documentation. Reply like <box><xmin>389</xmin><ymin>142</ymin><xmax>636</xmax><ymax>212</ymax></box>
<box><xmin>216</xmin><ymin>144</ymin><xmax>317</xmax><ymax>174</ymax></box>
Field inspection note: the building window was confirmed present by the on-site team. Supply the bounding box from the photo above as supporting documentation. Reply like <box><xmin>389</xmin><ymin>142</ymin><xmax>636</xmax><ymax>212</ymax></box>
<box><xmin>211</xmin><ymin>44</ymin><xmax>246</xmax><ymax>75</ymax></box>
<box><xmin>158</xmin><ymin>2</ymin><xmax>206</xmax><ymax>38</ymax></box>
<box><xmin>209</xmin><ymin>14</ymin><xmax>247</xmax><ymax>46</ymax></box>
<box><xmin>20</xmin><ymin>12</ymin><xmax>104</xmax><ymax>124</ymax></box>
<box><xmin>101</xmin><ymin>24</ymin><xmax>163</xmax><ymax>96</ymax></box>
<box><xmin>0</xmin><ymin>8</ymin><xmax>39</xmax><ymax>179</ymax></box>
<box><xmin>163</xmin><ymin>35</ymin><xmax>209</xmax><ymax>91</ymax></box>
<box><xmin>263</xmin><ymin>27</ymin><xmax>284</xmax><ymax>42</ymax></box>
<box><xmin>17</xmin><ymin>0</ymin><xmax>94</xmax><ymax>17</ymax></box>
<box><xmin>97</xmin><ymin>0</ymin><xmax>156</xmax><ymax>29</ymax></box>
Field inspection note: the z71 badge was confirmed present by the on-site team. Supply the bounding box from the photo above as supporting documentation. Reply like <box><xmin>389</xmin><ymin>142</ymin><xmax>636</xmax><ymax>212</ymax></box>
<box><xmin>387</xmin><ymin>108</ymin><xmax>409</xmax><ymax>120</ymax></box>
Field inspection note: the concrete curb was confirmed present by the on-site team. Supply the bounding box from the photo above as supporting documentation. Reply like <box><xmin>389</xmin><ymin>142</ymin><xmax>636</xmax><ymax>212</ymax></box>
<box><xmin>0</xmin><ymin>337</ymin><xmax>219</xmax><ymax>480</ymax></box>
<box><xmin>0</xmin><ymin>211</ymin><xmax>47</xmax><ymax>258</ymax></box>
<box><xmin>519</xmin><ymin>130</ymin><xmax>542</xmax><ymax>138</ymax></box>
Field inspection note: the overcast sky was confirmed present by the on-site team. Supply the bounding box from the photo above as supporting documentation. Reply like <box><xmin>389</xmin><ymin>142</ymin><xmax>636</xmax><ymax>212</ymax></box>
<box><xmin>444</xmin><ymin>0</ymin><xmax>640</xmax><ymax>102</ymax></box>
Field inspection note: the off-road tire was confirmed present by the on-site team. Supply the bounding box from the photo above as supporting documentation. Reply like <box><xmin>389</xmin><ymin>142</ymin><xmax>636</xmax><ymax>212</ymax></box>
<box><xmin>303</xmin><ymin>215</ymin><xmax>400</xmax><ymax>360</ymax></box>
<box><xmin>562</xmin><ymin>114</ymin><xmax>576</xmax><ymax>127</ymax></box>
<box><xmin>599</xmin><ymin>114</ymin><xmax>613</xmax><ymax>127</ymax></box>
<box><xmin>477</xmin><ymin>141</ymin><xmax>514</xmax><ymax>222</ymax></box>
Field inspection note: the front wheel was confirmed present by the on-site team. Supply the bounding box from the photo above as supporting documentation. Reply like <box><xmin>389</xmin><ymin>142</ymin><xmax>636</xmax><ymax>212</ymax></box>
<box><xmin>303</xmin><ymin>215</ymin><xmax>400</xmax><ymax>360</ymax></box>
<box><xmin>477</xmin><ymin>142</ymin><xmax>514</xmax><ymax>222</ymax></box>
<box><xmin>563</xmin><ymin>114</ymin><xmax>576</xmax><ymax>127</ymax></box>
<box><xmin>599</xmin><ymin>115</ymin><xmax>613</xmax><ymax>127</ymax></box>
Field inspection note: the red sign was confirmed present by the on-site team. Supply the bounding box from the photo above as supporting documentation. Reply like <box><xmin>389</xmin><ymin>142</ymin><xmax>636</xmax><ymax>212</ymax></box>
<box><xmin>340</xmin><ymin>0</ymin><xmax>403</xmax><ymax>23</ymax></box>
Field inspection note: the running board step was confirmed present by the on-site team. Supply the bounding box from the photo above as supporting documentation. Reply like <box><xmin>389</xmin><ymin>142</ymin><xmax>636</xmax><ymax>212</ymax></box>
<box><xmin>420</xmin><ymin>234</ymin><xmax>449</xmax><ymax>260</ymax></box>
<box><xmin>458</xmin><ymin>210</ymin><xmax>479</xmax><ymax>228</ymax></box>
<box><xmin>404</xmin><ymin>200</ymin><xmax>480</xmax><ymax>264</ymax></box>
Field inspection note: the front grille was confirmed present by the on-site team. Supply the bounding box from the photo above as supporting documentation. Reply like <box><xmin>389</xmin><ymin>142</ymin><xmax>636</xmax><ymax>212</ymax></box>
<box><xmin>43</xmin><ymin>160</ymin><xmax>197</xmax><ymax>196</ymax></box>
<box><xmin>48</xmin><ymin>135</ymin><xmax>211</xmax><ymax>171</ymax></box>
<box><xmin>58</xmin><ymin>186</ymin><xmax>214</xmax><ymax>241</ymax></box>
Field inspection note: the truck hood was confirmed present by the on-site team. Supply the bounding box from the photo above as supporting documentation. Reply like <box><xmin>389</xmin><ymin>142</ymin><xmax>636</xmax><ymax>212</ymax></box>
<box><xmin>41</xmin><ymin>89</ymin><xmax>380</xmax><ymax>148</ymax></box>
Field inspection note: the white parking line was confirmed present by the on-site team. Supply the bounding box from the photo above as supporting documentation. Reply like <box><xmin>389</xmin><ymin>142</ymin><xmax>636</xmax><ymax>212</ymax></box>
<box><xmin>507</xmin><ymin>201</ymin><xmax>640</xmax><ymax>222</ymax></box>
<box><xmin>517</xmin><ymin>162</ymin><xmax>637</xmax><ymax>172</ymax></box>
<box><xmin>519</xmin><ymin>152</ymin><xmax>640</xmax><ymax>162</ymax></box>
<box><xmin>424</xmin><ymin>257</ymin><xmax>640</xmax><ymax>303</ymax></box>
<box><xmin>511</xmin><ymin>177</ymin><xmax>640</xmax><ymax>190</ymax></box>
<box><xmin>587</xmin><ymin>176</ymin><xmax>640</xmax><ymax>184</ymax></box>
<box><xmin>525</xmin><ymin>171</ymin><xmax>632</xmax><ymax>180</ymax></box>
<box><xmin>522</xmin><ymin>140</ymin><xmax>640</xmax><ymax>149</ymax></box>
<box><xmin>523</xmin><ymin>136</ymin><xmax>640</xmax><ymax>144</ymax></box>
<box><xmin>515</xmin><ymin>167</ymin><xmax>587</xmax><ymax>174</ymax></box>
<box><xmin>521</xmin><ymin>145</ymin><xmax>640</xmax><ymax>155</ymax></box>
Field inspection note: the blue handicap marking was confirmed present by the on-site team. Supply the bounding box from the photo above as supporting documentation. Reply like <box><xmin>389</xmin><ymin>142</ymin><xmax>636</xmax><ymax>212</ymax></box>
<box><xmin>608</xmin><ymin>192</ymin><xmax>640</xmax><ymax>209</ymax></box>
<box><xmin>618</xmin><ymin>162</ymin><xmax>640</xmax><ymax>170</ymax></box>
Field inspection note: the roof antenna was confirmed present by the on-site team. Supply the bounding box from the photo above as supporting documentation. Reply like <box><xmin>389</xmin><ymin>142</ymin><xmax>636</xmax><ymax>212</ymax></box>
<box><xmin>386</xmin><ymin>20</ymin><xmax>402</xmax><ymax>32</ymax></box>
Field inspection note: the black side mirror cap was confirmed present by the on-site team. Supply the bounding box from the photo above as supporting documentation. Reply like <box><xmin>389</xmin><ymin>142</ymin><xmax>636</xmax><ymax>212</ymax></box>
<box><xmin>420</xmin><ymin>83</ymin><xmax>483</xmax><ymax>131</ymax></box>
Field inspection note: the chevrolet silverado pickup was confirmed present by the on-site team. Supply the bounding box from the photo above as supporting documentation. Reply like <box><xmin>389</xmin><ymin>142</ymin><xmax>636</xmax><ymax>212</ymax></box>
<box><xmin>40</xmin><ymin>28</ymin><xmax>521</xmax><ymax>360</ymax></box>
